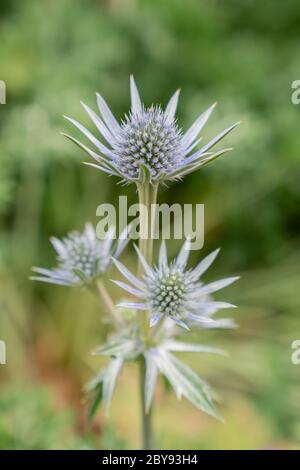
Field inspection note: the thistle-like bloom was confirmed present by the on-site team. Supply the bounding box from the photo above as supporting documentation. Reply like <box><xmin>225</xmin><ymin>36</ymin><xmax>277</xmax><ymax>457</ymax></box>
<box><xmin>62</xmin><ymin>76</ymin><xmax>239</xmax><ymax>184</ymax></box>
<box><xmin>31</xmin><ymin>223</ymin><xmax>130</xmax><ymax>287</ymax></box>
<box><xmin>112</xmin><ymin>240</ymin><xmax>239</xmax><ymax>330</ymax></box>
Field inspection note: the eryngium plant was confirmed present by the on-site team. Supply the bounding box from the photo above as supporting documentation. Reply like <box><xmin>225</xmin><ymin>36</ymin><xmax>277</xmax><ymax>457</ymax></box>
<box><xmin>32</xmin><ymin>77</ymin><xmax>239</xmax><ymax>449</ymax></box>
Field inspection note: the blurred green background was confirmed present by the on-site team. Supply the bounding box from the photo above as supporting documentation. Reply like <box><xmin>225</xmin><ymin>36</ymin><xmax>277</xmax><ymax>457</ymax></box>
<box><xmin>1</xmin><ymin>0</ymin><xmax>300</xmax><ymax>450</ymax></box>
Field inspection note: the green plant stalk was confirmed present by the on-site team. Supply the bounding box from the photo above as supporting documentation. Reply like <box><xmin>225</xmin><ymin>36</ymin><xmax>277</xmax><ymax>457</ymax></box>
<box><xmin>96</xmin><ymin>278</ymin><xmax>123</xmax><ymax>326</ymax></box>
<box><xmin>136</xmin><ymin>181</ymin><xmax>158</xmax><ymax>450</ymax></box>
<box><xmin>139</xmin><ymin>355</ymin><xmax>153</xmax><ymax>450</ymax></box>
<box><xmin>137</xmin><ymin>182</ymin><xmax>158</xmax><ymax>270</ymax></box>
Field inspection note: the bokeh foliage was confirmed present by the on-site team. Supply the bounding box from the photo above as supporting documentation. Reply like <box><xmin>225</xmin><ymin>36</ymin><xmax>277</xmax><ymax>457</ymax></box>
<box><xmin>0</xmin><ymin>0</ymin><xmax>300</xmax><ymax>449</ymax></box>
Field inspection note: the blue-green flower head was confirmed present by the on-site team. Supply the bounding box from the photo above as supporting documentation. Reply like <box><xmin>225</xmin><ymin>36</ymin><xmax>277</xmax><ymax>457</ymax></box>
<box><xmin>115</xmin><ymin>105</ymin><xmax>184</xmax><ymax>180</ymax></box>
<box><xmin>63</xmin><ymin>76</ymin><xmax>239</xmax><ymax>184</ymax></box>
<box><xmin>112</xmin><ymin>239</ymin><xmax>240</xmax><ymax>331</ymax></box>
<box><xmin>31</xmin><ymin>223</ymin><xmax>130</xmax><ymax>287</ymax></box>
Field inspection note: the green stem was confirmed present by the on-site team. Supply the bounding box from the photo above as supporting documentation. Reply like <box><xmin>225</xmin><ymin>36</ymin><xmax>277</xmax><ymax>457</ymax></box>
<box><xmin>137</xmin><ymin>182</ymin><xmax>158</xmax><ymax>267</ymax></box>
<box><xmin>95</xmin><ymin>278</ymin><xmax>123</xmax><ymax>327</ymax></box>
<box><xmin>136</xmin><ymin>181</ymin><xmax>159</xmax><ymax>450</ymax></box>
<box><xmin>139</xmin><ymin>356</ymin><xmax>153</xmax><ymax>450</ymax></box>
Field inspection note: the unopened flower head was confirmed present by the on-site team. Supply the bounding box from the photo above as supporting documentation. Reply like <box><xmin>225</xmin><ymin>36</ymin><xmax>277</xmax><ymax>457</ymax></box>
<box><xmin>113</xmin><ymin>239</ymin><xmax>239</xmax><ymax>330</ymax></box>
<box><xmin>31</xmin><ymin>223</ymin><xmax>130</xmax><ymax>287</ymax></box>
<box><xmin>63</xmin><ymin>76</ymin><xmax>239</xmax><ymax>184</ymax></box>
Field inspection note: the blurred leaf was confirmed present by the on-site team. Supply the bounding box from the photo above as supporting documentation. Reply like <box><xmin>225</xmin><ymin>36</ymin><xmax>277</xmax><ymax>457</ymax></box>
<box><xmin>144</xmin><ymin>352</ymin><xmax>158</xmax><ymax>413</ymax></box>
<box><xmin>162</xmin><ymin>339</ymin><xmax>226</xmax><ymax>355</ymax></box>
<box><xmin>102</xmin><ymin>357</ymin><xmax>123</xmax><ymax>414</ymax></box>
<box><xmin>152</xmin><ymin>349</ymin><xmax>221</xmax><ymax>419</ymax></box>
<box><xmin>88</xmin><ymin>383</ymin><xmax>103</xmax><ymax>421</ymax></box>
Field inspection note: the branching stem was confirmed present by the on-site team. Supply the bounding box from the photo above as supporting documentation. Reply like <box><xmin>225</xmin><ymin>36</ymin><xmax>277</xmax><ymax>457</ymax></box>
<box><xmin>95</xmin><ymin>278</ymin><xmax>123</xmax><ymax>326</ymax></box>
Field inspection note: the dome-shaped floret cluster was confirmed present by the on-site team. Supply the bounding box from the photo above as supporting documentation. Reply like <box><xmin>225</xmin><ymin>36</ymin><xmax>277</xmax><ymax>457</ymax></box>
<box><xmin>149</xmin><ymin>269</ymin><xmax>187</xmax><ymax>319</ymax></box>
<box><xmin>56</xmin><ymin>230</ymin><xmax>101</xmax><ymax>279</ymax></box>
<box><xmin>31</xmin><ymin>223</ymin><xmax>130</xmax><ymax>287</ymax></box>
<box><xmin>63</xmin><ymin>76</ymin><xmax>239</xmax><ymax>184</ymax></box>
<box><xmin>113</xmin><ymin>239</ymin><xmax>239</xmax><ymax>330</ymax></box>
<box><xmin>113</xmin><ymin>106</ymin><xmax>184</xmax><ymax>180</ymax></box>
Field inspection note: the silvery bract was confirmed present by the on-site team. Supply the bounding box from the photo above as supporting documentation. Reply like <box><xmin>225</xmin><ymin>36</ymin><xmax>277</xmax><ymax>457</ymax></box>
<box><xmin>31</xmin><ymin>223</ymin><xmax>129</xmax><ymax>287</ymax></box>
<box><xmin>113</xmin><ymin>239</ymin><xmax>239</xmax><ymax>330</ymax></box>
<box><xmin>90</xmin><ymin>328</ymin><xmax>226</xmax><ymax>419</ymax></box>
<box><xmin>63</xmin><ymin>76</ymin><xmax>239</xmax><ymax>184</ymax></box>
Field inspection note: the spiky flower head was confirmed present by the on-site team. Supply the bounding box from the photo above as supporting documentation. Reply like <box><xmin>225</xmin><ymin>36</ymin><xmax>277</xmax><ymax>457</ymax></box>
<box><xmin>112</xmin><ymin>239</ymin><xmax>239</xmax><ymax>330</ymax></box>
<box><xmin>63</xmin><ymin>76</ymin><xmax>239</xmax><ymax>184</ymax></box>
<box><xmin>114</xmin><ymin>105</ymin><xmax>184</xmax><ymax>180</ymax></box>
<box><xmin>31</xmin><ymin>223</ymin><xmax>130</xmax><ymax>287</ymax></box>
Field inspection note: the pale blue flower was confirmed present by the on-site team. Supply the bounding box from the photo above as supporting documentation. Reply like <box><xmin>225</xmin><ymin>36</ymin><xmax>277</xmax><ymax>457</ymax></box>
<box><xmin>31</xmin><ymin>223</ymin><xmax>130</xmax><ymax>287</ymax></box>
<box><xmin>112</xmin><ymin>240</ymin><xmax>239</xmax><ymax>330</ymax></box>
<box><xmin>63</xmin><ymin>76</ymin><xmax>239</xmax><ymax>184</ymax></box>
